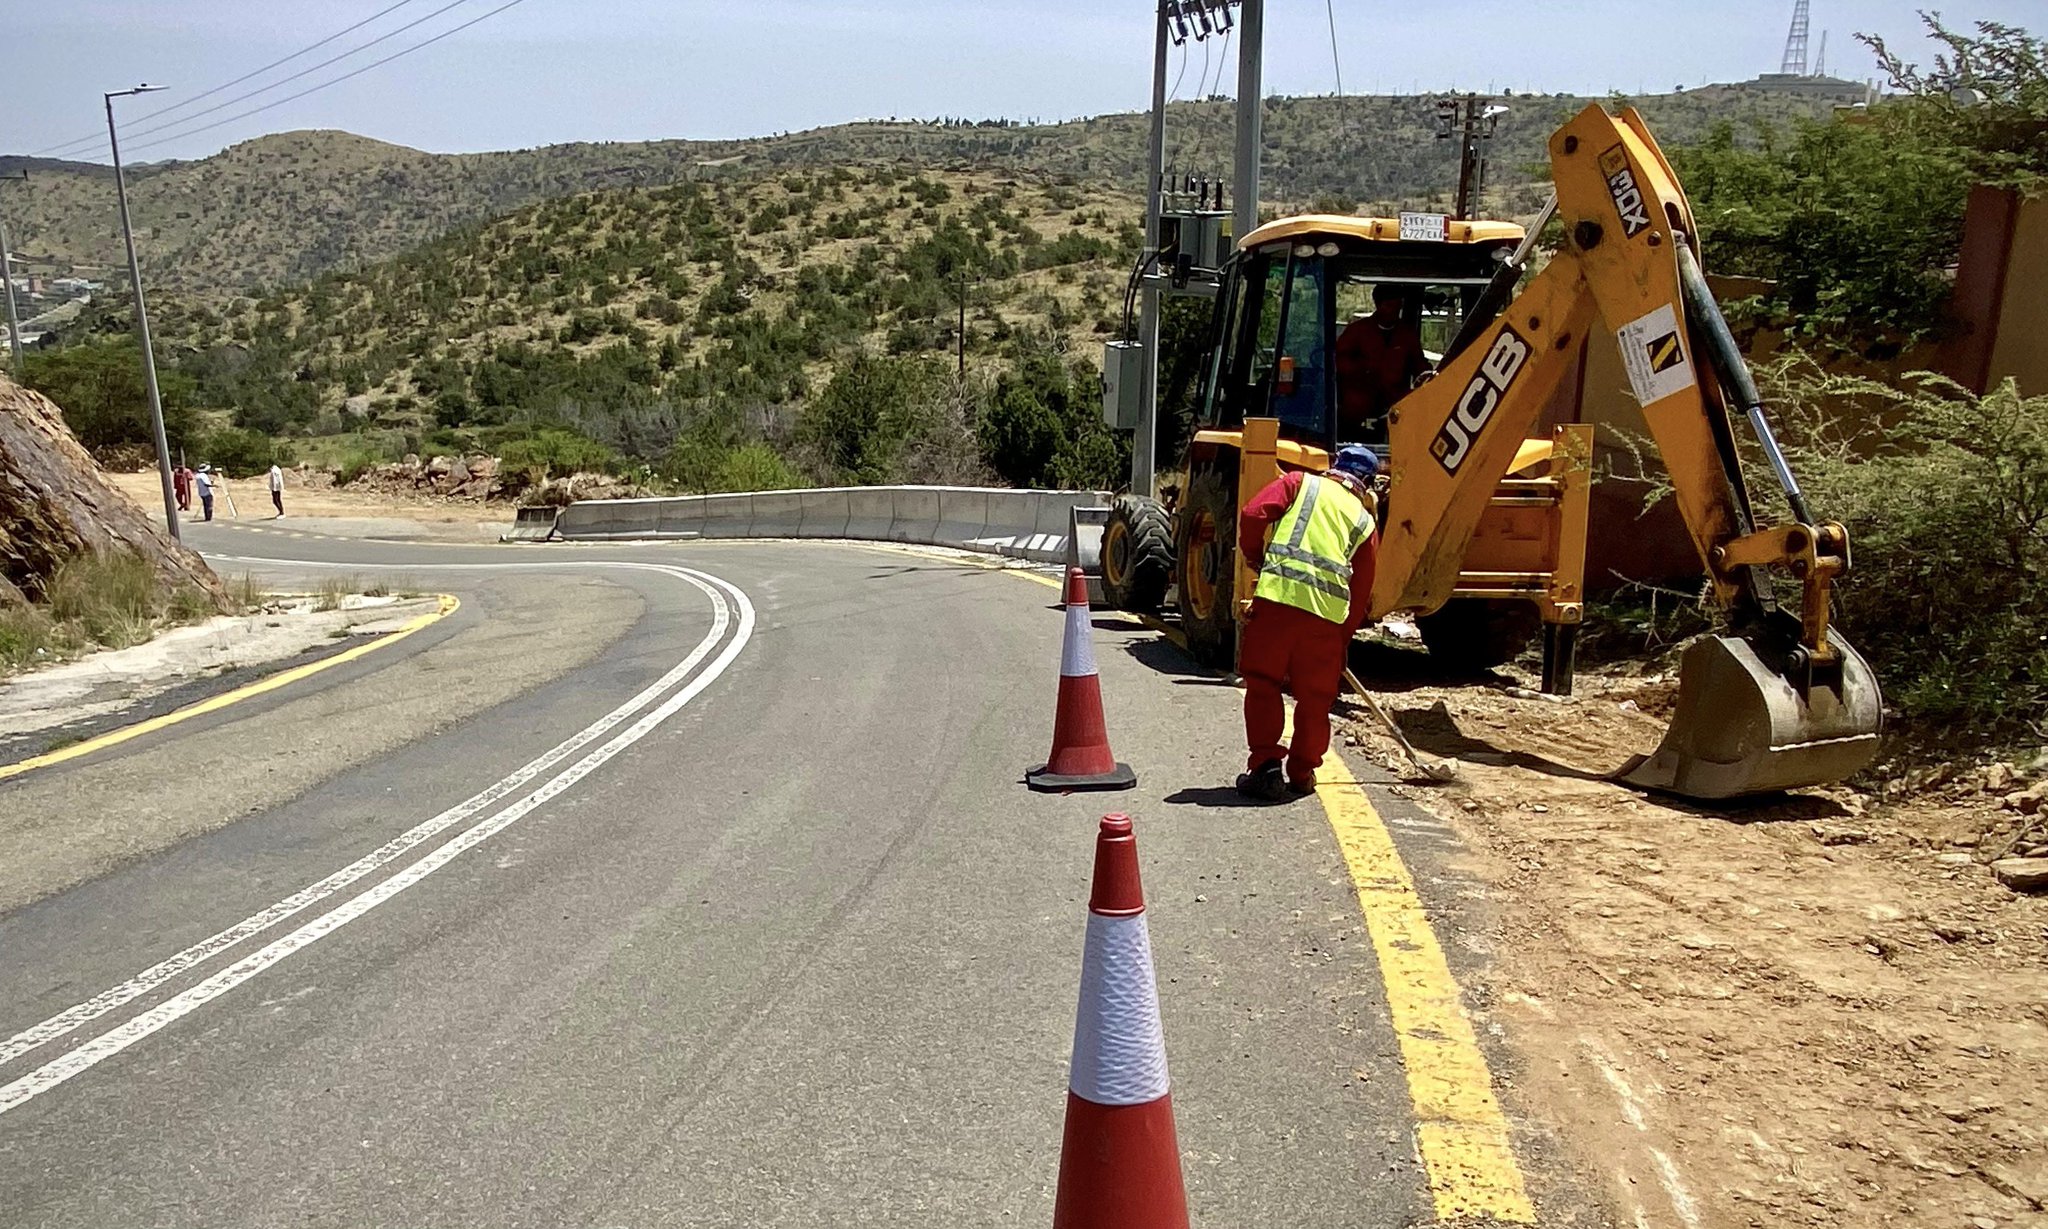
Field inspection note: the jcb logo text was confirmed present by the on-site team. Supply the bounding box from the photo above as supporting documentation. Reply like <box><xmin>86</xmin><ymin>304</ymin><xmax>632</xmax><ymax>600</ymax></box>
<box><xmin>1432</xmin><ymin>328</ymin><xmax>1530</xmax><ymax>475</ymax></box>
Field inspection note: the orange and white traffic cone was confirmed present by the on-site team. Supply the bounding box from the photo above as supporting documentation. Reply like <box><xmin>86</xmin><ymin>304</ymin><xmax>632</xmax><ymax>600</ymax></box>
<box><xmin>1028</xmin><ymin>568</ymin><xmax>1137</xmax><ymax>792</ymax></box>
<box><xmin>1051</xmin><ymin>814</ymin><xmax>1189</xmax><ymax>1229</ymax></box>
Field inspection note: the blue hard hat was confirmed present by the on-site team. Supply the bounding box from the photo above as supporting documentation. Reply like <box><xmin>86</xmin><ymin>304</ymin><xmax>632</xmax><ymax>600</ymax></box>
<box><xmin>1330</xmin><ymin>445</ymin><xmax>1381</xmax><ymax>481</ymax></box>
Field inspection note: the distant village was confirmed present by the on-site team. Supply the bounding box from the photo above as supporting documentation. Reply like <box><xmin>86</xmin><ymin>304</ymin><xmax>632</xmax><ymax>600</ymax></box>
<box><xmin>2</xmin><ymin>273</ymin><xmax>102</xmax><ymax>352</ymax></box>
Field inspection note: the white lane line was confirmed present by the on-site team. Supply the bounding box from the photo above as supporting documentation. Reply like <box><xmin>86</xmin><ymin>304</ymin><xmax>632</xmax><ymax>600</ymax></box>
<box><xmin>0</xmin><ymin>563</ymin><xmax>750</xmax><ymax>1111</ymax></box>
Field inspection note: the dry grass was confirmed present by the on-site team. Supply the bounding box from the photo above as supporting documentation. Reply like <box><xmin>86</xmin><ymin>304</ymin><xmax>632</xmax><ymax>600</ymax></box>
<box><xmin>0</xmin><ymin>552</ymin><xmax>223</xmax><ymax>672</ymax></box>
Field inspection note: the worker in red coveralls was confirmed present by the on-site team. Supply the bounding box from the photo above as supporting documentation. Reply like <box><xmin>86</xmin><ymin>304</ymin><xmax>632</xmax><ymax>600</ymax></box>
<box><xmin>1234</xmin><ymin>445</ymin><xmax>1381</xmax><ymax>802</ymax></box>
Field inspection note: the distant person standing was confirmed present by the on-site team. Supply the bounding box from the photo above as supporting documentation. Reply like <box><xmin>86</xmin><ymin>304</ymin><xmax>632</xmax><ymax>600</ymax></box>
<box><xmin>173</xmin><ymin>464</ymin><xmax>192</xmax><ymax>512</ymax></box>
<box><xmin>194</xmin><ymin>464</ymin><xmax>215</xmax><ymax>522</ymax></box>
<box><xmin>268</xmin><ymin>463</ymin><xmax>285</xmax><ymax>518</ymax></box>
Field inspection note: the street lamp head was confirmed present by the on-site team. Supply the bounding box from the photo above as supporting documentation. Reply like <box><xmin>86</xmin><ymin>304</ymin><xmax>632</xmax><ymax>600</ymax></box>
<box><xmin>106</xmin><ymin>83</ymin><xmax>169</xmax><ymax>100</ymax></box>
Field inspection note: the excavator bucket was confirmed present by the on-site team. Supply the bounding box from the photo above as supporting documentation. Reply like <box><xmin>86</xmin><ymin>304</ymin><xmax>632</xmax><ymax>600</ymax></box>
<box><xmin>1617</xmin><ymin>628</ymin><xmax>1883</xmax><ymax>799</ymax></box>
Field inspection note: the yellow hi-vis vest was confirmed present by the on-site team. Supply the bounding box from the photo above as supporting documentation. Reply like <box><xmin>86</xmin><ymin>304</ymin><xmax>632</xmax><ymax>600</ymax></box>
<box><xmin>1254</xmin><ymin>474</ymin><xmax>1376</xmax><ymax>624</ymax></box>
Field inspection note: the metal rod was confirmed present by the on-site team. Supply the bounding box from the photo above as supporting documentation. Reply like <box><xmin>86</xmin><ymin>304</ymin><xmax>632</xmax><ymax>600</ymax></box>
<box><xmin>0</xmin><ymin>211</ymin><xmax>22</xmax><ymax>377</ymax></box>
<box><xmin>1674</xmin><ymin>243</ymin><xmax>1813</xmax><ymax>525</ymax></box>
<box><xmin>1232</xmin><ymin>0</ymin><xmax>1262</xmax><ymax>245</ymax></box>
<box><xmin>106</xmin><ymin>91</ymin><xmax>181</xmax><ymax>543</ymax></box>
<box><xmin>1439</xmin><ymin>193</ymin><xmax>1557</xmax><ymax>368</ymax></box>
<box><xmin>1134</xmin><ymin>0</ymin><xmax>1170</xmax><ymax>498</ymax></box>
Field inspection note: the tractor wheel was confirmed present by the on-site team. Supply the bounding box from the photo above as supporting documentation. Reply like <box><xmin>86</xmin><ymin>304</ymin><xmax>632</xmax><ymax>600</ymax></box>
<box><xmin>1417</xmin><ymin>598</ymin><xmax>1543</xmax><ymax>674</ymax></box>
<box><xmin>1175</xmin><ymin>463</ymin><xmax>1240</xmax><ymax>668</ymax></box>
<box><xmin>1101</xmin><ymin>495</ymin><xmax>1174</xmax><ymax>614</ymax></box>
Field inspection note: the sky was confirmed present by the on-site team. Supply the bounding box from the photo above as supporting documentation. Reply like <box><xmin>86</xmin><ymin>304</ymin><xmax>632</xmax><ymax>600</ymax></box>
<box><xmin>9</xmin><ymin>0</ymin><xmax>2043</xmax><ymax>164</ymax></box>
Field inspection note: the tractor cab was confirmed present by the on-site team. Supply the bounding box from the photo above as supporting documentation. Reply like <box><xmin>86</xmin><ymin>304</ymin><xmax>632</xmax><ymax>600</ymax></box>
<box><xmin>1197</xmin><ymin>215</ymin><xmax>1525</xmax><ymax>457</ymax></box>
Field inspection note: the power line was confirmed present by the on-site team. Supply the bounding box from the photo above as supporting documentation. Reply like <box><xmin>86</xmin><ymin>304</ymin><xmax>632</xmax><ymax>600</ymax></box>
<box><xmin>1167</xmin><ymin>40</ymin><xmax>1189</xmax><ymax>104</ymax></box>
<box><xmin>30</xmin><ymin>1</ymin><xmax>429</xmax><ymax>156</ymax></box>
<box><xmin>33</xmin><ymin>0</ymin><xmax>475</xmax><ymax>159</ymax></box>
<box><xmin>136</xmin><ymin>0</ymin><xmax>428</xmax><ymax>125</ymax></box>
<box><xmin>123</xmin><ymin>0</ymin><xmax>532</xmax><ymax>157</ymax></box>
<box><xmin>1324</xmin><ymin>0</ymin><xmax>1344</xmax><ymax>96</ymax></box>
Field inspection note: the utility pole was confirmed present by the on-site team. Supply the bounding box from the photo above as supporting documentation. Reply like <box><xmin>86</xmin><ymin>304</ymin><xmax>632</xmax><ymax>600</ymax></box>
<box><xmin>0</xmin><ymin>171</ymin><xmax>25</xmax><ymax>378</ymax></box>
<box><xmin>1134</xmin><ymin>0</ymin><xmax>1171</xmax><ymax>497</ymax></box>
<box><xmin>1435</xmin><ymin>93</ymin><xmax>1507</xmax><ymax>220</ymax></box>
<box><xmin>105</xmin><ymin>83</ymin><xmax>180</xmax><ymax>543</ymax></box>
<box><xmin>1232</xmin><ymin>0</ymin><xmax>1263</xmax><ymax>244</ymax></box>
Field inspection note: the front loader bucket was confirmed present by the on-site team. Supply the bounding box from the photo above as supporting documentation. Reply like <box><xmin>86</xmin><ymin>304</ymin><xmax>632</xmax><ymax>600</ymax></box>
<box><xmin>1617</xmin><ymin>629</ymin><xmax>1882</xmax><ymax>799</ymax></box>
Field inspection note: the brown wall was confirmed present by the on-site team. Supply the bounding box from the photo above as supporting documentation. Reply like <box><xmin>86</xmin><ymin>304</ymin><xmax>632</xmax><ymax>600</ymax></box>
<box><xmin>1986</xmin><ymin>193</ymin><xmax>2048</xmax><ymax>397</ymax></box>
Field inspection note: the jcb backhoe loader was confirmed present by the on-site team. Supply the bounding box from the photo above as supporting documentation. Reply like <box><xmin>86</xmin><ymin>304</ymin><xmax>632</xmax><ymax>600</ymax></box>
<box><xmin>1095</xmin><ymin>103</ymin><xmax>1882</xmax><ymax>800</ymax></box>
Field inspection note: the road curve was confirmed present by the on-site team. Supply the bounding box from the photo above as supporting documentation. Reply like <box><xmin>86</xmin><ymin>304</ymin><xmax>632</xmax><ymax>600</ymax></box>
<box><xmin>0</xmin><ymin>525</ymin><xmax>1528</xmax><ymax>1228</ymax></box>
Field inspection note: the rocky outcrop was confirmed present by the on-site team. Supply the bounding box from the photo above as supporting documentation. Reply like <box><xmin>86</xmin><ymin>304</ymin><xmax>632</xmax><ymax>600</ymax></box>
<box><xmin>0</xmin><ymin>375</ymin><xmax>228</xmax><ymax>607</ymax></box>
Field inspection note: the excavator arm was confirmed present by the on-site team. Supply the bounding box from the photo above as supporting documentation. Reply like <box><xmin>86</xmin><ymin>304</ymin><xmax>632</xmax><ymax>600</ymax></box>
<box><xmin>1376</xmin><ymin>104</ymin><xmax>1882</xmax><ymax>797</ymax></box>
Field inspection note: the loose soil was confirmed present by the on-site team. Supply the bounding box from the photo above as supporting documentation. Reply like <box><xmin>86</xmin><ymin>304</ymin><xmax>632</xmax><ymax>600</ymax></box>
<box><xmin>1340</xmin><ymin>639</ymin><xmax>2048</xmax><ymax>1229</ymax></box>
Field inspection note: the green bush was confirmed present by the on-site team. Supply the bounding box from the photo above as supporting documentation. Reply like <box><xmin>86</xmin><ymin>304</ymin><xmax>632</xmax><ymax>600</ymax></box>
<box><xmin>499</xmin><ymin>428</ymin><xmax>617</xmax><ymax>488</ymax></box>
<box><xmin>199</xmin><ymin>427</ymin><xmax>295</xmax><ymax>477</ymax></box>
<box><xmin>711</xmin><ymin>443</ymin><xmax>804</xmax><ymax>492</ymax></box>
<box><xmin>1766</xmin><ymin>363</ymin><xmax>2047</xmax><ymax>736</ymax></box>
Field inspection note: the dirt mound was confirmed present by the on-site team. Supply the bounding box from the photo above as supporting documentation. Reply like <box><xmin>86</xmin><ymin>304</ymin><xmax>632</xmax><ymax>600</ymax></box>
<box><xmin>1342</xmin><ymin>648</ymin><xmax>2048</xmax><ymax>1228</ymax></box>
<box><xmin>0</xmin><ymin>376</ymin><xmax>226</xmax><ymax>608</ymax></box>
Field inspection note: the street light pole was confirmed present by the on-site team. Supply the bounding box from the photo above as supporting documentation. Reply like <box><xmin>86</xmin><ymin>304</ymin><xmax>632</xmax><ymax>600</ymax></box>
<box><xmin>0</xmin><ymin>171</ymin><xmax>26</xmax><ymax>377</ymax></box>
<box><xmin>105</xmin><ymin>84</ymin><xmax>180</xmax><ymax>543</ymax></box>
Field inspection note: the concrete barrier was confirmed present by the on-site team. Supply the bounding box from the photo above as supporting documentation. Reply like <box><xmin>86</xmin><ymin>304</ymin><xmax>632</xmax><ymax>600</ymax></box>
<box><xmin>798</xmin><ymin>487</ymin><xmax>852</xmax><ymax>539</ymax></box>
<box><xmin>844</xmin><ymin>489</ymin><xmax>896</xmax><ymax>541</ymax></box>
<box><xmin>889</xmin><ymin>488</ymin><xmax>942</xmax><ymax>543</ymax></box>
<box><xmin>553</xmin><ymin>499</ymin><xmax>655</xmax><ymax>539</ymax></box>
<box><xmin>699</xmin><ymin>493</ymin><xmax>754</xmax><ymax>539</ymax></box>
<box><xmin>935</xmin><ymin>488</ymin><xmax>992</xmax><ymax>549</ymax></box>
<box><xmin>656</xmin><ymin>497</ymin><xmax>705</xmax><ymax>538</ymax></box>
<box><xmin>501</xmin><ymin>505</ymin><xmax>560</xmax><ymax>543</ymax></box>
<box><xmin>551</xmin><ymin>485</ymin><xmax>1113</xmax><ymax>562</ymax></box>
<box><xmin>748</xmin><ymin>490</ymin><xmax>805</xmax><ymax>537</ymax></box>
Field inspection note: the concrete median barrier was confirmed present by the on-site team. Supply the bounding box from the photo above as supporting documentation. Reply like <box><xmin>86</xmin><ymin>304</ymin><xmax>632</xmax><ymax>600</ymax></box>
<box><xmin>935</xmin><ymin>488</ymin><xmax>992</xmax><ymax>549</ymax></box>
<box><xmin>798</xmin><ymin>488</ymin><xmax>852</xmax><ymax>538</ymax></box>
<box><xmin>656</xmin><ymin>498</ymin><xmax>706</xmax><ymax>538</ymax></box>
<box><xmin>888</xmin><ymin>488</ymin><xmax>942</xmax><ymax>543</ymax></box>
<box><xmin>747</xmin><ymin>491</ymin><xmax>806</xmax><ymax>538</ymax></box>
<box><xmin>552</xmin><ymin>485</ymin><xmax>1112</xmax><ymax>562</ymax></box>
<box><xmin>501</xmin><ymin>506</ymin><xmax>560</xmax><ymax>543</ymax></box>
<box><xmin>698</xmin><ymin>493</ymin><xmax>754</xmax><ymax>539</ymax></box>
<box><xmin>553</xmin><ymin>499</ymin><xmax>657</xmax><ymax>539</ymax></box>
<box><xmin>844</xmin><ymin>489</ymin><xmax>896</xmax><ymax>541</ymax></box>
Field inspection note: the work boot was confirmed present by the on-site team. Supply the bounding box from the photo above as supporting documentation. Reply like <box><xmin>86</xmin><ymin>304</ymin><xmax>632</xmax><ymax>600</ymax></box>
<box><xmin>1286</xmin><ymin>775</ymin><xmax>1317</xmax><ymax>796</ymax></box>
<box><xmin>1235</xmin><ymin>761</ymin><xmax>1290</xmax><ymax>803</ymax></box>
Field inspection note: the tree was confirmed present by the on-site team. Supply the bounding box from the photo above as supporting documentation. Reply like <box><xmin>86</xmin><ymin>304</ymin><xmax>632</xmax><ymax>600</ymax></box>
<box><xmin>20</xmin><ymin>340</ymin><xmax>201</xmax><ymax>457</ymax></box>
<box><xmin>799</xmin><ymin>352</ymin><xmax>945</xmax><ymax>484</ymax></box>
<box><xmin>1677</xmin><ymin>16</ymin><xmax>2047</xmax><ymax>346</ymax></box>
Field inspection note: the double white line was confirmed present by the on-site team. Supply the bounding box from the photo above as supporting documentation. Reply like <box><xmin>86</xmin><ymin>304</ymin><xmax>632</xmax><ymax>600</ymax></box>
<box><xmin>0</xmin><ymin>560</ymin><xmax>755</xmax><ymax>1117</ymax></box>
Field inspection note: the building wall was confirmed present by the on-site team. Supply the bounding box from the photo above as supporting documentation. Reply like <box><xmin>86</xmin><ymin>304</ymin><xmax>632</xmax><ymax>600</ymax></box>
<box><xmin>1986</xmin><ymin>193</ymin><xmax>2048</xmax><ymax>398</ymax></box>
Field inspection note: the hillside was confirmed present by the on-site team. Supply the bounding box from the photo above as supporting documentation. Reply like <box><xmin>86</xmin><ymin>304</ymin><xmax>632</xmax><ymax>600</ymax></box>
<box><xmin>4</xmin><ymin>88</ymin><xmax>1833</xmax><ymax>297</ymax></box>
<box><xmin>51</xmin><ymin>167</ymin><xmax>1148</xmax><ymax>495</ymax></box>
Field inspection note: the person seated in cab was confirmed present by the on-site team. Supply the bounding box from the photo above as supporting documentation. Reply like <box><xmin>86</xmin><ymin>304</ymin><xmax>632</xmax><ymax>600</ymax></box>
<box><xmin>1335</xmin><ymin>284</ymin><xmax>1426</xmax><ymax>441</ymax></box>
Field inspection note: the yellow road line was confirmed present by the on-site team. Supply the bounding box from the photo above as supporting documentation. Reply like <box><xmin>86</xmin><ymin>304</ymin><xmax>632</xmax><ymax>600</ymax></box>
<box><xmin>1315</xmin><ymin>775</ymin><xmax>1535</xmax><ymax>1222</ymax></box>
<box><xmin>0</xmin><ymin>595</ymin><xmax>460</xmax><ymax>784</ymax></box>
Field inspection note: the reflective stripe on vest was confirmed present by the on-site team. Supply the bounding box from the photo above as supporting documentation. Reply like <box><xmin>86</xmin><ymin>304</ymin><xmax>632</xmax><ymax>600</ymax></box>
<box><xmin>1254</xmin><ymin>474</ymin><xmax>1375</xmax><ymax>624</ymax></box>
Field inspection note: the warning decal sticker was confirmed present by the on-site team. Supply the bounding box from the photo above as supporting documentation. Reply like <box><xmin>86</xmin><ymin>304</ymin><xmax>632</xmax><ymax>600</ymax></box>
<box><xmin>1617</xmin><ymin>303</ymin><xmax>1697</xmax><ymax>406</ymax></box>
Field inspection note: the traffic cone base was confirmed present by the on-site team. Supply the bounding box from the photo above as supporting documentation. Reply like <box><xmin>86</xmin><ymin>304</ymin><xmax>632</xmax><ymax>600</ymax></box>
<box><xmin>1029</xmin><ymin>568</ymin><xmax>1138</xmax><ymax>792</ymax></box>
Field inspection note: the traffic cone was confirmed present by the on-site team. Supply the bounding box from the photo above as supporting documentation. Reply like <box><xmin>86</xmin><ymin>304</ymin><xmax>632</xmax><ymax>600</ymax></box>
<box><xmin>1052</xmin><ymin>814</ymin><xmax>1189</xmax><ymax>1229</ymax></box>
<box><xmin>1027</xmin><ymin>568</ymin><xmax>1138</xmax><ymax>792</ymax></box>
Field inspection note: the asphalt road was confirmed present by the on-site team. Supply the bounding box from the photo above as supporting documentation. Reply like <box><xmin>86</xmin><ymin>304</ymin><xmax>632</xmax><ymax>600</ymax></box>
<box><xmin>0</xmin><ymin>526</ymin><xmax>1528</xmax><ymax>1227</ymax></box>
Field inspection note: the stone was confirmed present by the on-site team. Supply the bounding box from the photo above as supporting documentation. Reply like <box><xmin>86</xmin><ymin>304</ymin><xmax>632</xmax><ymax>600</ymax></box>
<box><xmin>426</xmin><ymin>455</ymin><xmax>454</xmax><ymax>478</ymax></box>
<box><xmin>1985</xmin><ymin>762</ymin><xmax>2015</xmax><ymax>793</ymax></box>
<box><xmin>1990</xmin><ymin>857</ymin><xmax>2048</xmax><ymax>892</ymax></box>
<box><xmin>0</xmin><ymin>376</ymin><xmax>228</xmax><ymax>609</ymax></box>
